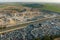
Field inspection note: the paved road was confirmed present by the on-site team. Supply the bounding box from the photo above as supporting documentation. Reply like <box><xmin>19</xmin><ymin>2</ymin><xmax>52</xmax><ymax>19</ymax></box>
<box><xmin>0</xmin><ymin>16</ymin><xmax>60</xmax><ymax>34</ymax></box>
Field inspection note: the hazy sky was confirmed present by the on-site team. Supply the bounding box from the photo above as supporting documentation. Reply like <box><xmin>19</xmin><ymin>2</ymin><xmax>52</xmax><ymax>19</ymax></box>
<box><xmin>0</xmin><ymin>0</ymin><xmax>60</xmax><ymax>3</ymax></box>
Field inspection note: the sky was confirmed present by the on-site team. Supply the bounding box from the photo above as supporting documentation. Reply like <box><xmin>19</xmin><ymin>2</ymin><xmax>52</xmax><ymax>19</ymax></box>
<box><xmin>0</xmin><ymin>0</ymin><xmax>60</xmax><ymax>3</ymax></box>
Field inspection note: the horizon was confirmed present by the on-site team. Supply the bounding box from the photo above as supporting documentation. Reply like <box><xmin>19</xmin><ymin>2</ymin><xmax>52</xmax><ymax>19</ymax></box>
<box><xmin>0</xmin><ymin>0</ymin><xmax>60</xmax><ymax>3</ymax></box>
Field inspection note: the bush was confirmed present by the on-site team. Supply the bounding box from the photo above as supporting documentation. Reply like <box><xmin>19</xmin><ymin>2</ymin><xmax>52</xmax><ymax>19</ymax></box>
<box><xmin>33</xmin><ymin>37</ymin><xmax>41</xmax><ymax>40</ymax></box>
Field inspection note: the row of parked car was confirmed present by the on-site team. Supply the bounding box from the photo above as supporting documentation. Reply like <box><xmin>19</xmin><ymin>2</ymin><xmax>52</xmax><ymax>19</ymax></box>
<box><xmin>0</xmin><ymin>18</ymin><xmax>60</xmax><ymax>40</ymax></box>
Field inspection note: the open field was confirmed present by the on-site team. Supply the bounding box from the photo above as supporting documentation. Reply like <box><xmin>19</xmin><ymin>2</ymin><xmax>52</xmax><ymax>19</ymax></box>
<box><xmin>22</xmin><ymin>3</ymin><xmax>60</xmax><ymax>13</ymax></box>
<box><xmin>43</xmin><ymin>3</ymin><xmax>60</xmax><ymax>13</ymax></box>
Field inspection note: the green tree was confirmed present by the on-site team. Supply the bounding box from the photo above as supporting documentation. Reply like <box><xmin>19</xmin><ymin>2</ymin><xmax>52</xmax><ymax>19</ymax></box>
<box><xmin>43</xmin><ymin>35</ymin><xmax>52</xmax><ymax>40</ymax></box>
<box><xmin>33</xmin><ymin>37</ymin><xmax>41</xmax><ymax>40</ymax></box>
